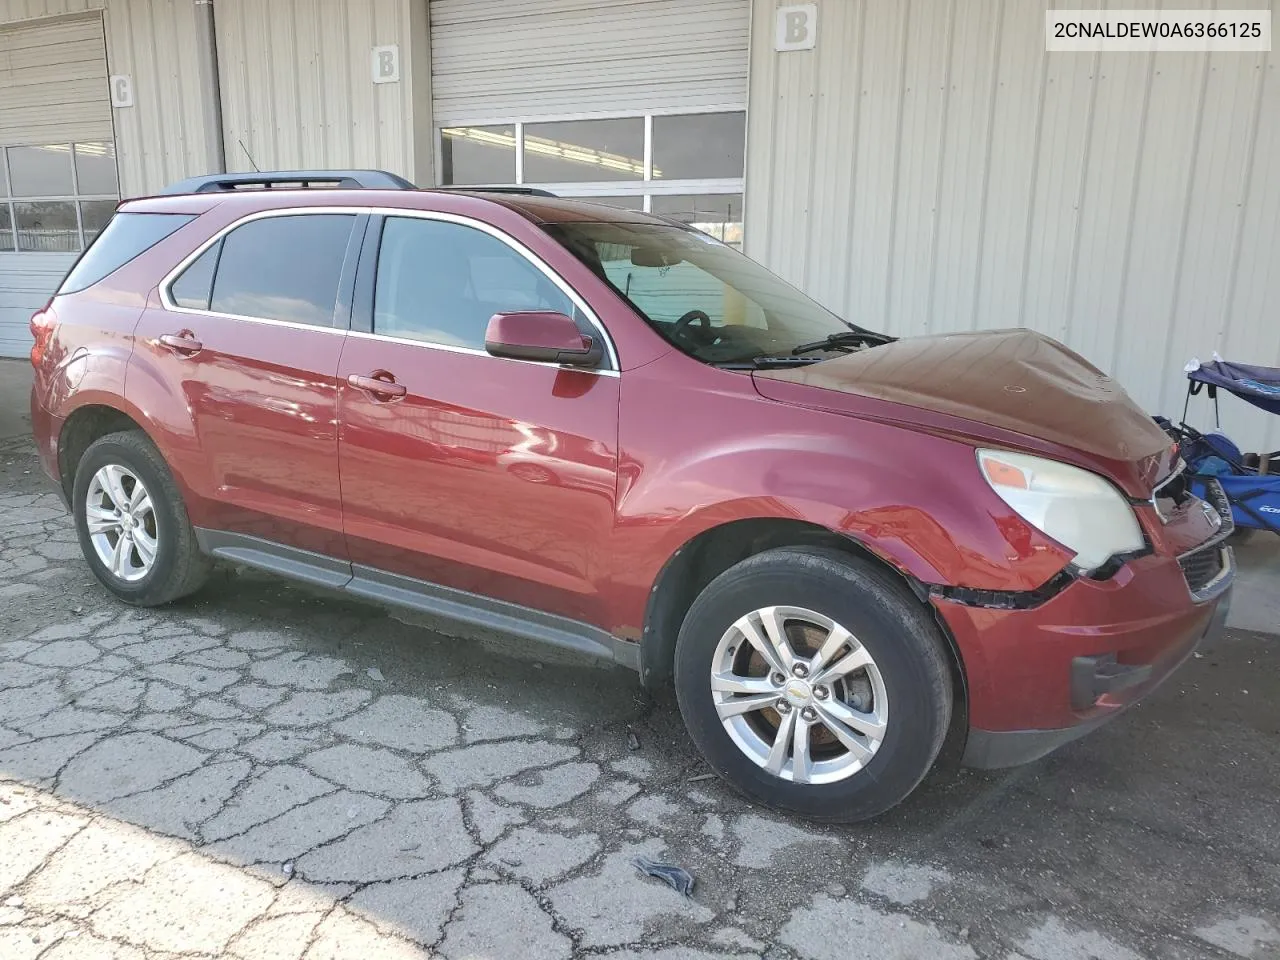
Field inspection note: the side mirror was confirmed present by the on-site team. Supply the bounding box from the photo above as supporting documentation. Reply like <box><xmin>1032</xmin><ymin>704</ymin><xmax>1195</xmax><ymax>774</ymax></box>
<box><xmin>484</xmin><ymin>311</ymin><xmax>603</xmax><ymax>367</ymax></box>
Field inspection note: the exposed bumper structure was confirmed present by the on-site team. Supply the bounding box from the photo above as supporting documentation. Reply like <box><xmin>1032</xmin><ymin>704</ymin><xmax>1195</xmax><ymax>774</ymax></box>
<box><xmin>935</xmin><ymin>543</ymin><xmax>1235</xmax><ymax>770</ymax></box>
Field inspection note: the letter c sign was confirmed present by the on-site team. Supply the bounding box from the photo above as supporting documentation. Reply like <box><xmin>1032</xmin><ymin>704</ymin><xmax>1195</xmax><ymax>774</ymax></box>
<box><xmin>775</xmin><ymin>3</ymin><xmax>818</xmax><ymax>51</ymax></box>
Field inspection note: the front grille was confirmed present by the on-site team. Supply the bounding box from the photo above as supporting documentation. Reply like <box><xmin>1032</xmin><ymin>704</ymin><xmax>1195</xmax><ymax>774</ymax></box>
<box><xmin>1179</xmin><ymin>546</ymin><xmax>1224</xmax><ymax>595</ymax></box>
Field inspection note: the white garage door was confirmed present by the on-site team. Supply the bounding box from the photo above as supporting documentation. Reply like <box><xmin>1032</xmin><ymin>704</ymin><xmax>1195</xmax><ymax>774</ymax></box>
<box><xmin>430</xmin><ymin>0</ymin><xmax>750</xmax><ymax>243</ymax></box>
<box><xmin>0</xmin><ymin>14</ymin><xmax>117</xmax><ymax>358</ymax></box>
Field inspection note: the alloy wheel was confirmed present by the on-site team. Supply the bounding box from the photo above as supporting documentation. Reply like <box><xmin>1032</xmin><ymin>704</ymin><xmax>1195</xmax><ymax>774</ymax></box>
<box><xmin>85</xmin><ymin>464</ymin><xmax>159</xmax><ymax>583</ymax></box>
<box><xmin>710</xmin><ymin>605</ymin><xmax>889</xmax><ymax>784</ymax></box>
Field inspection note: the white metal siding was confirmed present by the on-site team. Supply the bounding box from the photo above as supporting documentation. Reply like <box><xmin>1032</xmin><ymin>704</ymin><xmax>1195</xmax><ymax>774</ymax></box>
<box><xmin>745</xmin><ymin>0</ymin><xmax>1280</xmax><ymax>452</ymax></box>
<box><xmin>215</xmin><ymin>0</ymin><xmax>425</xmax><ymax>182</ymax></box>
<box><xmin>0</xmin><ymin>14</ymin><xmax>111</xmax><ymax>144</ymax></box>
<box><xmin>0</xmin><ymin>9</ymin><xmax>110</xmax><ymax>357</ymax></box>
<box><xmin>430</xmin><ymin>0</ymin><xmax>750</xmax><ymax>124</ymax></box>
<box><xmin>0</xmin><ymin>252</ymin><xmax>69</xmax><ymax>357</ymax></box>
<box><xmin>102</xmin><ymin>0</ymin><xmax>212</xmax><ymax>198</ymax></box>
<box><xmin>0</xmin><ymin>0</ymin><xmax>102</xmax><ymax>25</ymax></box>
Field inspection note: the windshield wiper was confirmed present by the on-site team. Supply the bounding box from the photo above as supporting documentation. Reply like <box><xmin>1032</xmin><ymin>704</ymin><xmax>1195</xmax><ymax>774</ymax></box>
<box><xmin>791</xmin><ymin>329</ymin><xmax>894</xmax><ymax>356</ymax></box>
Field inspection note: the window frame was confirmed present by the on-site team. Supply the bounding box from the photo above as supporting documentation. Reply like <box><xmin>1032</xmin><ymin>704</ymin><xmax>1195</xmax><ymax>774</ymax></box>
<box><xmin>435</xmin><ymin>107</ymin><xmax>744</xmax><ymax>217</ymax></box>
<box><xmin>159</xmin><ymin>206</ymin><xmax>619</xmax><ymax>373</ymax></box>
<box><xmin>0</xmin><ymin>142</ymin><xmax>120</xmax><ymax>253</ymax></box>
<box><xmin>366</xmin><ymin>214</ymin><xmax>580</xmax><ymax>353</ymax></box>
<box><xmin>160</xmin><ymin>208</ymin><xmax>367</xmax><ymax>333</ymax></box>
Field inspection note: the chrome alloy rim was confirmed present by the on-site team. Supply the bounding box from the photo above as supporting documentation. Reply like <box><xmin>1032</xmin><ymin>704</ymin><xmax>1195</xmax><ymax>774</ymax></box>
<box><xmin>710</xmin><ymin>606</ymin><xmax>889</xmax><ymax>785</ymax></box>
<box><xmin>85</xmin><ymin>464</ymin><xmax>158</xmax><ymax>583</ymax></box>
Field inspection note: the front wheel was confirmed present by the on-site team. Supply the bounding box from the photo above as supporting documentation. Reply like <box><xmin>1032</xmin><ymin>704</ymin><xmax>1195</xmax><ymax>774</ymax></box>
<box><xmin>674</xmin><ymin>547</ymin><xmax>953</xmax><ymax>822</ymax></box>
<box><xmin>72</xmin><ymin>430</ymin><xmax>211</xmax><ymax>606</ymax></box>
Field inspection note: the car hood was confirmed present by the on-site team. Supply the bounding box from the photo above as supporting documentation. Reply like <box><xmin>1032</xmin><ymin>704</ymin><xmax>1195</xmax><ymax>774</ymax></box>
<box><xmin>752</xmin><ymin>328</ymin><xmax>1174</xmax><ymax>496</ymax></box>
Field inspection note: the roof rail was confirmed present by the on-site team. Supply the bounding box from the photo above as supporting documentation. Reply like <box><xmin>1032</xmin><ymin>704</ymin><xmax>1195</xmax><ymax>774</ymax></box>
<box><xmin>431</xmin><ymin>185</ymin><xmax>559</xmax><ymax>198</ymax></box>
<box><xmin>158</xmin><ymin>170</ymin><xmax>416</xmax><ymax>195</ymax></box>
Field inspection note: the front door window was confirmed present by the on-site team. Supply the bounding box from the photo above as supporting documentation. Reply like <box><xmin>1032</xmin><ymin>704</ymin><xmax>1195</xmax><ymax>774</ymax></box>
<box><xmin>373</xmin><ymin>216</ymin><xmax>577</xmax><ymax>349</ymax></box>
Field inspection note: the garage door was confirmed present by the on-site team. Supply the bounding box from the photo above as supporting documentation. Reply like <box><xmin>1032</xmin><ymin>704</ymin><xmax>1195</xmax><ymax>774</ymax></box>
<box><xmin>430</xmin><ymin>0</ymin><xmax>749</xmax><ymax>243</ymax></box>
<box><xmin>0</xmin><ymin>14</ymin><xmax>117</xmax><ymax>358</ymax></box>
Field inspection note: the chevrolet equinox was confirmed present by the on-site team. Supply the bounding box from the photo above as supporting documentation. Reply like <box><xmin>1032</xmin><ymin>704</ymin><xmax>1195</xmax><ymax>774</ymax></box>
<box><xmin>29</xmin><ymin>170</ymin><xmax>1234</xmax><ymax>822</ymax></box>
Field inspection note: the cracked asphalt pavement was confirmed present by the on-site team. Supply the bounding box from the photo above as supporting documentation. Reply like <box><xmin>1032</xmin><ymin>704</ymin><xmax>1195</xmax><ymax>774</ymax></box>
<box><xmin>0</xmin><ymin>433</ymin><xmax>1278</xmax><ymax>960</ymax></box>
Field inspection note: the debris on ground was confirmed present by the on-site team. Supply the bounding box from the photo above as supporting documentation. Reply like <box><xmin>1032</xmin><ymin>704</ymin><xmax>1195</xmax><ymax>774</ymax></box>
<box><xmin>687</xmin><ymin>772</ymin><xmax>717</xmax><ymax>783</ymax></box>
<box><xmin>366</xmin><ymin>667</ymin><xmax>385</xmax><ymax>682</ymax></box>
<box><xmin>631</xmin><ymin>856</ymin><xmax>695</xmax><ymax>897</ymax></box>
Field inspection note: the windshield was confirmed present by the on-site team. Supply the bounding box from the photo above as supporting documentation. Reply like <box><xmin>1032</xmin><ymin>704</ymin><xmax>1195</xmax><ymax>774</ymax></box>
<box><xmin>545</xmin><ymin>221</ymin><xmax>879</xmax><ymax>365</ymax></box>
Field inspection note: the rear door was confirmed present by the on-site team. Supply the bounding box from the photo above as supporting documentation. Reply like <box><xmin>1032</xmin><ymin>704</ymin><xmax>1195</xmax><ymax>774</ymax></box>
<box><xmin>131</xmin><ymin>211</ymin><xmax>366</xmax><ymax>560</ymax></box>
<box><xmin>335</xmin><ymin>212</ymin><xmax>620</xmax><ymax>627</ymax></box>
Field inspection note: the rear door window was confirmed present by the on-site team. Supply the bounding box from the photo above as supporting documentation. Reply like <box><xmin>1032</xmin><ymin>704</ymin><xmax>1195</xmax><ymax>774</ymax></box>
<box><xmin>59</xmin><ymin>212</ymin><xmax>193</xmax><ymax>294</ymax></box>
<box><xmin>197</xmin><ymin>214</ymin><xmax>355</xmax><ymax>327</ymax></box>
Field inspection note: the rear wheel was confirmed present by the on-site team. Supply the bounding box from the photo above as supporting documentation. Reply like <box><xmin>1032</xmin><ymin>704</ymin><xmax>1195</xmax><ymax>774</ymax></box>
<box><xmin>72</xmin><ymin>431</ymin><xmax>210</xmax><ymax>606</ymax></box>
<box><xmin>674</xmin><ymin>546</ymin><xmax>952</xmax><ymax>822</ymax></box>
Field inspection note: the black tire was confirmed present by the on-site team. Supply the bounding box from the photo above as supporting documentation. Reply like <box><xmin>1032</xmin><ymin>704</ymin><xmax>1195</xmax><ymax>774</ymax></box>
<box><xmin>674</xmin><ymin>546</ymin><xmax>953</xmax><ymax>823</ymax></box>
<box><xmin>72</xmin><ymin>430</ymin><xmax>211</xmax><ymax>606</ymax></box>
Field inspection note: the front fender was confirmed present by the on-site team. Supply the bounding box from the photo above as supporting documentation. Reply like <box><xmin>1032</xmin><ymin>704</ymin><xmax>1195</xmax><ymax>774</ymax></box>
<box><xmin>604</xmin><ymin>356</ymin><xmax>1072</xmax><ymax>637</ymax></box>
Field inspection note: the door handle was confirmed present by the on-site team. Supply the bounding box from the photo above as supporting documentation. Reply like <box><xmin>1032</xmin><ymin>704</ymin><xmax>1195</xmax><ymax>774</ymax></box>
<box><xmin>159</xmin><ymin>332</ymin><xmax>203</xmax><ymax>357</ymax></box>
<box><xmin>347</xmin><ymin>372</ymin><xmax>407</xmax><ymax>401</ymax></box>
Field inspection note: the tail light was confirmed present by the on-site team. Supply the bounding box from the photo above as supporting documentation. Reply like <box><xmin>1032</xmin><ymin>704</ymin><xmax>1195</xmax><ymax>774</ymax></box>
<box><xmin>29</xmin><ymin>300</ymin><xmax>55</xmax><ymax>368</ymax></box>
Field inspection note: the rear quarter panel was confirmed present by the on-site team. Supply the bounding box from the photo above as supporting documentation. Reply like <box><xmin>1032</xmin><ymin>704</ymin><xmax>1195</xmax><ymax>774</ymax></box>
<box><xmin>39</xmin><ymin>206</ymin><xmax>222</xmax><ymax>491</ymax></box>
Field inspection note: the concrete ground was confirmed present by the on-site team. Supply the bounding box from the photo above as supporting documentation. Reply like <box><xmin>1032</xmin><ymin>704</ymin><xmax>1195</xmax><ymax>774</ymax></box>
<box><xmin>0</xmin><ymin>359</ymin><xmax>32</xmax><ymax>442</ymax></box>
<box><xmin>2</xmin><ymin>361</ymin><xmax>1279</xmax><ymax>959</ymax></box>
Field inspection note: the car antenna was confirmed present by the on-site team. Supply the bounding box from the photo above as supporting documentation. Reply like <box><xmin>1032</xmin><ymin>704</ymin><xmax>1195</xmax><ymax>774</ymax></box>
<box><xmin>238</xmin><ymin>139</ymin><xmax>260</xmax><ymax>172</ymax></box>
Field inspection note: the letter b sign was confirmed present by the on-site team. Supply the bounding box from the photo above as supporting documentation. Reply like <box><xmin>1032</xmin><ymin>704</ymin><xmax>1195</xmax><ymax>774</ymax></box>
<box><xmin>775</xmin><ymin>4</ymin><xmax>817</xmax><ymax>51</ymax></box>
<box><xmin>372</xmin><ymin>45</ymin><xmax>400</xmax><ymax>84</ymax></box>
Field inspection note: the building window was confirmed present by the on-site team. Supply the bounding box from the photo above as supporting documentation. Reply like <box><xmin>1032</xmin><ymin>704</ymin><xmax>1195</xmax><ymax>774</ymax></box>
<box><xmin>0</xmin><ymin>142</ymin><xmax>119</xmax><ymax>253</ymax></box>
<box><xmin>440</xmin><ymin>124</ymin><xmax>516</xmax><ymax>186</ymax></box>
<box><xmin>438</xmin><ymin>111</ymin><xmax>745</xmax><ymax>245</ymax></box>
<box><xmin>522</xmin><ymin>118</ymin><xmax>646</xmax><ymax>183</ymax></box>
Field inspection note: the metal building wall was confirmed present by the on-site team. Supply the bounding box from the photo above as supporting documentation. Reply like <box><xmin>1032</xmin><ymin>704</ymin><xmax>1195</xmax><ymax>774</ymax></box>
<box><xmin>0</xmin><ymin>0</ymin><xmax>215</xmax><ymax>199</ymax></box>
<box><xmin>214</xmin><ymin>0</ymin><xmax>430</xmax><ymax>183</ymax></box>
<box><xmin>0</xmin><ymin>15</ymin><xmax>110</xmax><ymax>144</ymax></box>
<box><xmin>0</xmin><ymin>0</ymin><xmax>100</xmax><ymax>22</ymax></box>
<box><xmin>0</xmin><ymin>1</ymin><xmax>111</xmax><ymax>358</ymax></box>
<box><xmin>430</xmin><ymin>0</ymin><xmax>750</xmax><ymax>124</ymax></box>
<box><xmin>102</xmin><ymin>0</ymin><xmax>213</xmax><ymax>197</ymax></box>
<box><xmin>745</xmin><ymin>0</ymin><xmax>1280</xmax><ymax>452</ymax></box>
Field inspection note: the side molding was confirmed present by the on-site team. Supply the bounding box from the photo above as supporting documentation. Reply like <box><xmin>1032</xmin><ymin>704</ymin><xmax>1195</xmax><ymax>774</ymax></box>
<box><xmin>193</xmin><ymin>528</ymin><xmax>640</xmax><ymax>671</ymax></box>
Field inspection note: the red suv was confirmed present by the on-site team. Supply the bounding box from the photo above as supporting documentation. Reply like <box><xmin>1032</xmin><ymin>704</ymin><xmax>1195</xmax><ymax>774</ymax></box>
<box><xmin>29</xmin><ymin>170</ymin><xmax>1233</xmax><ymax>821</ymax></box>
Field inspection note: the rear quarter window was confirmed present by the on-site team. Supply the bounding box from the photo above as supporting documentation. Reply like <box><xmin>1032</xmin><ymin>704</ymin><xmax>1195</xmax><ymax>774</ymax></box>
<box><xmin>58</xmin><ymin>212</ymin><xmax>195</xmax><ymax>295</ymax></box>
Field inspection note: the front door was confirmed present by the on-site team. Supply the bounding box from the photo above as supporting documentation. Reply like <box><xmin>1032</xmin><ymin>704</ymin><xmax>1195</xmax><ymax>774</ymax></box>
<box><xmin>132</xmin><ymin>212</ymin><xmax>364</xmax><ymax>557</ymax></box>
<box><xmin>336</xmin><ymin>214</ymin><xmax>619</xmax><ymax>627</ymax></box>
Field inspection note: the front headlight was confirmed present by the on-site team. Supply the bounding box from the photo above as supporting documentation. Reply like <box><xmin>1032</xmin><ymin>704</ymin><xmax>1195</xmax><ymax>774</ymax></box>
<box><xmin>977</xmin><ymin>449</ymin><xmax>1145</xmax><ymax>573</ymax></box>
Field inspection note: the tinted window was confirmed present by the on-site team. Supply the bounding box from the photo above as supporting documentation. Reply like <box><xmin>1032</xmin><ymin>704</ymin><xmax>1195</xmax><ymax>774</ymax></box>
<box><xmin>374</xmin><ymin>217</ymin><xmax>573</xmax><ymax>349</ymax></box>
<box><xmin>170</xmin><ymin>241</ymin><xmax>221</xmax><ymax>309</ymax></box>
<box><xmin>60</xmin><ymin>212</ymin><xmax>193</xmax><ymax>294</ymax></box>
<box><xmin>209</xmin><ymin>214</ymin><xmax>354</xmax><ymax>326</ymax></box>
